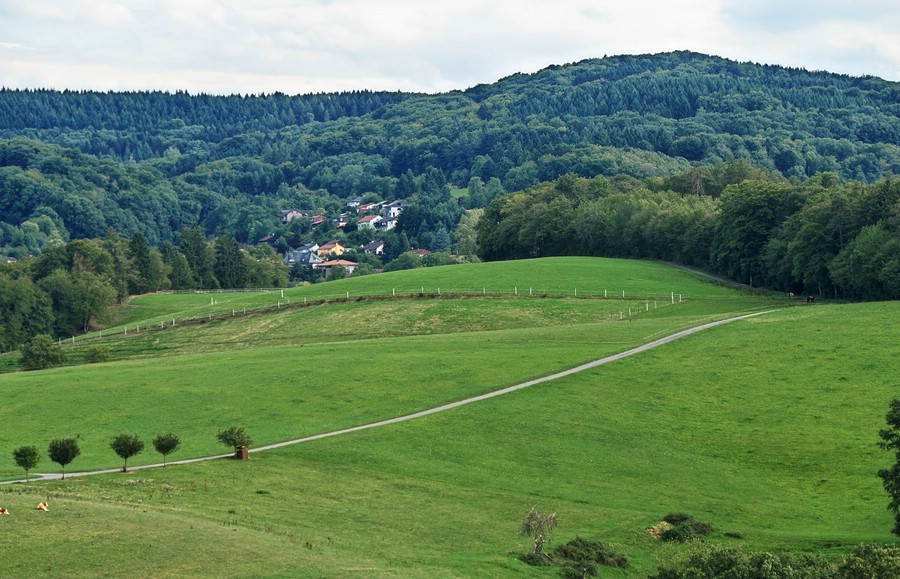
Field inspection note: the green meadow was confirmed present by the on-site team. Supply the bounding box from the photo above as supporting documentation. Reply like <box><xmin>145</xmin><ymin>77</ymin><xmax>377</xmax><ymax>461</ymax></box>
<box><xmin>1</xmin><ymin>257</ymin><xmax>896</xmax><ymax>577</ymax></box>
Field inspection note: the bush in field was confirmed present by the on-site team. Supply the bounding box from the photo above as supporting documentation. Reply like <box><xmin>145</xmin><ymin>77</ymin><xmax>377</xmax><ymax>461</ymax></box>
<box><xmin>21</xmin><ymin>334</ymin><xmax>66</xmax><ymax>370</ymax></box>
<box><xmin>660</xmin><ymin>512</ymin><xmax>713</xmax><ymax>542</ymax></box>
<box><xmin>553</xmin><ymin>536</ymin><xmax>629</xmax><ymax>578</ymax></box>
<box><xmin>84</xmin><ymin>345</ymin><xmax>111</xmax><ymax>363</ymax></box>
<box><xmin>217</xmin><ymin>425</ymin><xmax>251</xmax><ymax>456</ymax></box>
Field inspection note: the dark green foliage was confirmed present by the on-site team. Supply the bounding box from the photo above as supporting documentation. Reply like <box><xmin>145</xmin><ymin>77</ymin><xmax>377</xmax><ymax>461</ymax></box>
<box><xmin>47</xmin><ymin>437</ymin><xmax>80</xmax><ymax>479</ymax></box>
<box><xmin>835</xmin><ymin>544</ymin><xmax>900</xmax><ymax>578</ymax></box>
<box><xmin>477</xmin><ymin>170</ymin><xmax>900</xmax><ymax>300</ymax></box>
<box><xmin>12</xmin><ymin>445</ymin><xmax>41</xmax><ymax>482</ymax></box>
<box><xmin>651</xmin><ymin>544</ymin><xmax>830</xmax><ymax>578</ymax></box>
<box><xmin>83</xmin><ymin>345</ymin><xmax>111</xmax><ymax>364</ymax></box>
<box><xmin>520</xmin><ymin>536</ymin><xmax>628</xmax><ymax>578</ymax></box>
<box><xmin>110</xmin><ymin>433</ymin><xmax>144</xmax><ymax>472</ymax></box>
<box><xmin>660</xmin><ymin>513</ymin><xmax>713</xmax><ymax>542</ymax></box>
<box><xmin>0</xmin><ymin>271</ymin><xmax>54</xmax><ymax>351</ymax></box>
<box><xmin>2</xmin><ymin>52</ymin><xmax>899</xmax><ymax>260</ymax></box>
<box><xmin>553</xmin><ymin>537</ymin><xmax>629</xmax><ymax>577</ymax></box>
<box><xmin>877</xmin><ymin>399</ymin><xmax>900</xmax><ymax>535</ymax></box>
<box><xmin>651</xmin><ymin>543</ymin><xmax>900</xmax><ymax>578</ymax></box>
<box><xmin>662</xmin><ymin>512</ymin><xmax>695</xmax><ymax>526</ymax></box>
<box><xmin>217</xmin><ymin>426</ymin><xmax>252</xmax><ymax>452</ymax></box>
<box><xmin>20</xmin><ymin>333</ymin><xmax>66</xmax><ymax>370</ymax></box>
<box><xmin>518</xmin><ymin>552</ymin><xmax>554</xmax><ymax>567</ymax></box>
<box><xmin>152</xmin><ymin>433</ymin><xmax>181</xmax><ymax>467</ymax></box>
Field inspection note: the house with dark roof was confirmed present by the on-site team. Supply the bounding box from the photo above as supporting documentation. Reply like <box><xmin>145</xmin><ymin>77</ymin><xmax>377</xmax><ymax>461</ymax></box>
<box><xmin>282</xmin><ymin>243</ymin><xmax>322</xmax><ymax>267</ymax></box>
<box><xmin>362</xmin><ymin>241</ymin><xmax>385</xmax><ymax>255</ymax></box>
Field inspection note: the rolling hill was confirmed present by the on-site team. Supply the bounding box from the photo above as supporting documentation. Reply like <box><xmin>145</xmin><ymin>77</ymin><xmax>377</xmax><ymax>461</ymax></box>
<box><xmin>1</xmin><ymin>258</ymin><xmax>896</xmax><ymax>577</ymax></box>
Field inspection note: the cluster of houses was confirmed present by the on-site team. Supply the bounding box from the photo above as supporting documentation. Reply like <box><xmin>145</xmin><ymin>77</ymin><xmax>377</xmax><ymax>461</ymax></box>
<box><xmin>282</xmin><ymin>240</ymin><xmax>361</xmax><ymax>275</ymax></box>
<box><xmin>280</xmin><ymin>198</ymin><xmax>406</xmax><ymax>233</ymax></box>
<box><xmin>277</xmin><ymin>198</ymin><xmax>410</xmax><ymax>277</ymax></box>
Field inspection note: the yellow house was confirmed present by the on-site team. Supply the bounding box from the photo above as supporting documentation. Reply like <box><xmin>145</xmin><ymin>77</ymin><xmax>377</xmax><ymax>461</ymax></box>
<box><xmin>316</xmin><ymin>240</ymin><xmax>346</xmax><ymax>257</ymax></box>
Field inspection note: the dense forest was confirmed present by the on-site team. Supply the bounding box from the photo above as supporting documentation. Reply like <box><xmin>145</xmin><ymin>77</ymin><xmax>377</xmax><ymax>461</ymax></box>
<box><xmin>2</xmin><ymin>51</ymin><xmax>898</xmax><ymax>258</ymax></box>
<box><xmin>1</xmin><ymin>51</ymin><xmax>899</xmax><ymax>333</ymax></box>
<box><xmin>477</xmin><ymin>165</ymin><xmax>900</xmax><ymax>301</ymax></box>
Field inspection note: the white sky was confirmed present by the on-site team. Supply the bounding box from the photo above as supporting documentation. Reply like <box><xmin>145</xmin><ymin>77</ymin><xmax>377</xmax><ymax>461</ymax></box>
<box><xmin>1</xmin><ymin>0</ymin><xmax>898</xmax><ymax>95</ymax></box>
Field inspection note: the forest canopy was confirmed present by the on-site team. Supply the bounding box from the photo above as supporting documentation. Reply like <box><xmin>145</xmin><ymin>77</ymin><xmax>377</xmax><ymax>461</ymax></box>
<box><xmin>1</xmin><ymin>51</ymin><xmax>898</xmax><ymax>257</ymax></box>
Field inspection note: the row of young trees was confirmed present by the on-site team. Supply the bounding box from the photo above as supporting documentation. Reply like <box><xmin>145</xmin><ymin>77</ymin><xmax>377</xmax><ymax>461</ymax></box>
<box><xmin>477</xmin><ymin>164</ymin><xmax>900</xmax><ymax>300</ymax></box>
<box><xmin>11</xmin><ymin>433</ymin><xmax>181</xmax><ymax>482</ymax></box>
<box><xmin>11</xmin><ymin>426</ymin><xmax>253</xmax><ymax>481</ymax></box>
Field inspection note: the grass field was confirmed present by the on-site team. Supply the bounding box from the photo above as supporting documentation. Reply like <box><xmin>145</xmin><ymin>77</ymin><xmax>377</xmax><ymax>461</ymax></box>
<box><xmin>2</xmin><ymin>257</ymin><xmax>894</xmax><ymax>577</ymax></box>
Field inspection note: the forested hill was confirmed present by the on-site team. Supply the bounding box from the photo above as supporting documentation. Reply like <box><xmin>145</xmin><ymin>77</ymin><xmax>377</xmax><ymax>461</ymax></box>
<box><xmin>1</xmin><ymin>51</ymin><xmax>899</xmax><ymax>255</ymax></box>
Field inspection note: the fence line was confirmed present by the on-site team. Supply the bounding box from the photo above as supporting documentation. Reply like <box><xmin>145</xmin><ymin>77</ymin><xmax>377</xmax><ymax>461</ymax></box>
<box><xmin>62</xmin><ymin>288</ymin><xmax>688</xmax><ymax>347</ymax></box>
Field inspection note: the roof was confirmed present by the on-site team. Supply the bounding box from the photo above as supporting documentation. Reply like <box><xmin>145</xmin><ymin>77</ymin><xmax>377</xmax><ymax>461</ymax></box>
<box><xmin>410</xmin><ymin>248</ymin><xmax>431</xmax><ymax>256</ymax></box>
<box><xmin>358</xmin><ymin>215</ymin><xmax>381</xmax><ymax>223</ymax></box>
<box><xmin>315</xmin><ymin>259</ymin><xmax>359</xmax><ymax>268</ymax></box>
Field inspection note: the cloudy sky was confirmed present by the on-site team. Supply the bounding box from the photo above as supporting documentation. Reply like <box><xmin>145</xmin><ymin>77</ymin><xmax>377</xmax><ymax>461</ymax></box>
<box><xmin>1</xmin><ymin>0</ymin><xmax>898</xmax><ymax>95</ymax></box>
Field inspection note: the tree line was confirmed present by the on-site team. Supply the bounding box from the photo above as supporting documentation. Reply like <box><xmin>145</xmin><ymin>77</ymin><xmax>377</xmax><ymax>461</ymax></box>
<box><xmin>477</xmin><ymin>162</ymin><xmax>900</xmax><ymax>300</ymax></box>
<box><xmin>0</xmin><ymin>228</ymin><xmax>289</xmax><ymax>352</ymax></box>
<box><xmin>2</xmin><ymin>52</ymin><xmax>898</xmax><ymax>259</ymax></box>
<box><xmin>11</xmin><ymin>425</ymin><xmax>252</xmax><ymax>482</ymax></box>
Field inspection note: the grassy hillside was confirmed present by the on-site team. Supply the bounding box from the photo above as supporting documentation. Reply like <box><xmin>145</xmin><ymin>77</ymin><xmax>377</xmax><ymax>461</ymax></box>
<box><xmin>3</xmin><ymin>259</ymin><xmax>893</xmax><ymax>576</ymax></box>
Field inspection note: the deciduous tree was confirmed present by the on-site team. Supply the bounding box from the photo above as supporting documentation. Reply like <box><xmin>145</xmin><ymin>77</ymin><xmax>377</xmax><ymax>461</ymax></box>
<box><xmin>152</xmin><ymin>433</ymin><xmax>181</xmax><ymax>467</ymax></box>
<box><xmin>47</xmin><ymin>437</ymin><xmax>80</xmax><ymax>480</ymax></box>
<box><xmin>12</xmin><ymin>445</ymin><xmax>40</xmax><ymax>483</ymax></box>
<box><xmin>110</xmin><ymin>433</ymin><xmax>144</xmax><ymax>472</ymax></box>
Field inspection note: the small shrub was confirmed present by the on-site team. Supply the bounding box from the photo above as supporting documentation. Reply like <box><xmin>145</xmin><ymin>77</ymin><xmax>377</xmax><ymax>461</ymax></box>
<box><xmin>662</xmin><ymin>512</ymin><xmax>695</xmax><ymax>526</ymax></box>
<box><xmin>554</xmin><ymin>536</ymin><xmax>629</xmax><ymax>577</ymax></box>
<box><xmin>84</xmin><ymin>345</ymin><xmax>111</xmax><ymax>364</ymax></box>
<box><xmin>519</xmin><ymin>552</ymin><xmax>554</xmax><ymax>567</ymax></box>
<box><xmin>659</xmin><ymin>513</ymin><xmax>713</xmax><ymax>542</ymax></box>
<box><xmin>724</xmin><ymin>531</ymin><xmax>744</xmax><ymax>539</ymax></box>
<box><xmin>21</xmin><ymin>334</ymin><xmax>66</xmax><ymax>370</ymax></box>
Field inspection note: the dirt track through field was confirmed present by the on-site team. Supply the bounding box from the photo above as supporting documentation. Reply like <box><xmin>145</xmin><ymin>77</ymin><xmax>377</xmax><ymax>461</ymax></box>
<box><xmin>4</xmin><ymin>310</ymin><xmax>774</xmax><ymax>484</ymax></box>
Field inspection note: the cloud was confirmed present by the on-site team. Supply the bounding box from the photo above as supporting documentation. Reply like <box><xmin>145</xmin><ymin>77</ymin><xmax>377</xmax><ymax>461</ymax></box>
<box><xmin>0</xmin><ymin>0</ymin><xmax>896</xmax><ymax>94</ymax></box>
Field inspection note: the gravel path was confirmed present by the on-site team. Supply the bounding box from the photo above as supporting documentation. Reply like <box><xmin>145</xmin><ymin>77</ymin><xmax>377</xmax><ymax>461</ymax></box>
<box><xmin>4</xmin><ymin>310</ymin><xmax>773</xmax><ymax>485</ymax></box>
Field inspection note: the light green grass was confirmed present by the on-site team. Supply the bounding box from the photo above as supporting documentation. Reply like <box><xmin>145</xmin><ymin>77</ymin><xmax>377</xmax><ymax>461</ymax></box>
<box><xmin>1</xmin><ymin>302</ymin><xmax>896</xmax><ymax>577</ymax></box>
<box><xmin>102</xmin><ymin>257</ymin><xmax>759</xmax><ymax>333</ymax></box>
<box><xmin>0</xmin><ymin>258</ymin><xmax>867</xmax><ymax>577</ymax></box>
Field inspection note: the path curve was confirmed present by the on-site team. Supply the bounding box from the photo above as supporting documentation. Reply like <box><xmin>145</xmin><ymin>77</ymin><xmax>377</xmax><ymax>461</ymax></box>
<box><xmin>4</xmin><ymin>310</ymin><xmax>774</xmax><ymax>485</ymax></box>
